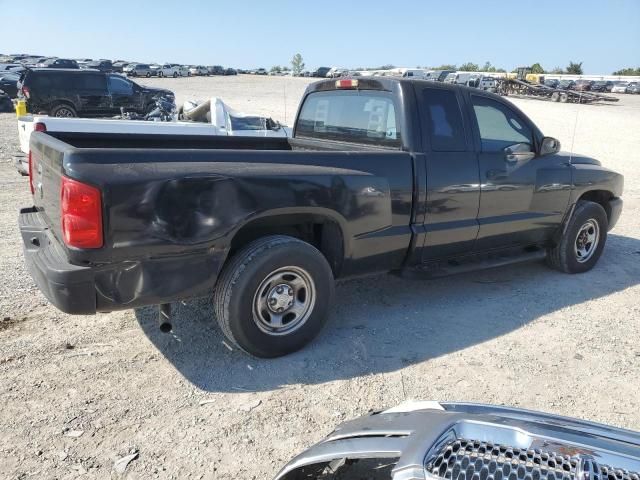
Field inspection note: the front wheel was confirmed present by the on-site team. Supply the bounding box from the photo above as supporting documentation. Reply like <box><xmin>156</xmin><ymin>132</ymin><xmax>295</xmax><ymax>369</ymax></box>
<box><xmin>213</xmin><ymin>235</ymin><xmax>334</xmax><ymax>358</ymax></box>
<box><xmin>546</xmin><ymin>200</ymin><xmax>608</xmax><ymax>273</ymax></box>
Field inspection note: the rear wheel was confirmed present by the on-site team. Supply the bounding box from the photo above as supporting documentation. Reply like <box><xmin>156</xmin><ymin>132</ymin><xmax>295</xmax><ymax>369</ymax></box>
<box><xmin>158</xmin><ymin>71</ymin><xmax>164</xmax><ymax>77</ymax></box>
<box><xmin>213</xmin><ymin>235</ymin><xmax>334</xmax><ymax>358</ymax></box>
<box><xmin>146</xmin><ymin>72</ymin><xmax>151</xmax><ymax>78</ymax></box>
<box><xmin>50</xmin><ymin>103</ymin><xmax>77</xmax><ymax>117</ymax></box>
<box><xmin>173</xmin><ymin>72</ymin><xmax>178</xmax><ymax>78</ymax></box>
<box><xmin>546</xmin><ymin>200</ymin><xmax>608</xmax><ymax>273</ymax></box>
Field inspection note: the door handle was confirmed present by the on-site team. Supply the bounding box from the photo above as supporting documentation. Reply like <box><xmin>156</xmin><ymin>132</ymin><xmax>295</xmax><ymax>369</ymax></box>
<box><xmin>487</xmin><ymin>169</ymin><xmax>507</xmax><ymax>180</ymax></box>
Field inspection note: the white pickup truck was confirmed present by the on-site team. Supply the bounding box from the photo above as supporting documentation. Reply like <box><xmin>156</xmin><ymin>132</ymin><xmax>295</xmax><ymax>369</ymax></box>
<box><xmin>14</xmin><ymin>97</ymin><xmax>291</xmax><ymax>174</ymax></box>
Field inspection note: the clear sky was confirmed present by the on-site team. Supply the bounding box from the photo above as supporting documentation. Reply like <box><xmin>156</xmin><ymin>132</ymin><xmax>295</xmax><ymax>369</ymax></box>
<box><xmin>1</xmin><ymin>0</ymin><xmax>638</xmax><ymax>74</ymax></box>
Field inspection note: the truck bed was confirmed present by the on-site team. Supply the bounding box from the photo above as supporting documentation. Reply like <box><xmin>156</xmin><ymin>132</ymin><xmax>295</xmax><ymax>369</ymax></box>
<box><xmin>24</xmin><ymin>130</ymin><xmax>414</xmax><ymax>313</ymax></box>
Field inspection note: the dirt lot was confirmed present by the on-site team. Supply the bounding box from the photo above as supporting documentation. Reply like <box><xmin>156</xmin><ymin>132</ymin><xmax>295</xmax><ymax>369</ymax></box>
<box><xmin>1</xmin><ymin>75</ymin><xmax>639</xmax><ymax>479</ymax></box>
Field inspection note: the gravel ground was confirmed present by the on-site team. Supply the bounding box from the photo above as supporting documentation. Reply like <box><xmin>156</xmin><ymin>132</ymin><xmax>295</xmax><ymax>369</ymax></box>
<box><xmin>0</xmin><ymin>76</ymin><xmax>639</xmax><ymax>480</ymax></box>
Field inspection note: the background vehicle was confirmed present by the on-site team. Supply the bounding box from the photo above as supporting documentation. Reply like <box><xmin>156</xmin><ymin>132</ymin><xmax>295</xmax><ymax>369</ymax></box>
<box><xmin>16</xmin><ymin>96</ymin><xmax>290</xmax><ymax>161</ymax></box>
<box><xmin>20</xmin><ymin>78</ymin><xmax>622</xmax><ymax>357</ymax></box>
<box><xmin>111</xmin><ymin>60</ymin><xmax>129</xmax><ymax>73</ymax></box>
<box><xmin>0</xmin><ymin>63</ymin><xmax>23</xmax><ymax>71</ymax></box>
<box><xmin>558</xmin><ymin>79</ymin><xmax>576</xmax><ymax>90</ymax></box>
<box><xmin>433</xmin><ymin>69</ymin><xmax>455</xmax><ymax>81</ymax></box>
<box><xmin>189</xmin><ymin>65</ymin><xmax>209</xmax><ymax>76</ymax></box>
<box><xmin>312</xmin><ymin>67</ymin><xmax>331</xmax><ymax>77</ymax></box>
<box><xmin>36</xmin><ymin>58</ymin><xmax>79</xmax><ymax>69</ymax></box>
<box><xmin>544</xmin><ymin>78</ymin><xmax>560</xmax><ymax>88</ymax></box>
<box><xmin>0</xmin><ymin>91</ymin><xmax>12</xmax><ymax>112</ymax></box>
<box><xmin>611</xmin><ymin>81</ymin><xmax>629</xmax><ymax>93</ymax></box>
<box><xmin>151</xmin><ymin>64</ymin><xmax>181</xmax><ymax>77</ymax></box>
<box><xmin>574</xmin><ymin>79</ymin><xmax>594</xmax><ymax>91</ymax></box>
<box><xmin>402</xmin><ymin>69</ymin><xmax>428</xmax><ymax>78</ymax></box>
<box><xmin>19</xmin><ymin>68</ymin><xmax>174</xmax><ymax>117</ymax></box>
<box><xmin>0</xmin><ymin>71</ymin><xmax>20</xmax><ymax>97</ymax></box>
<box><xmin>255</xmin><ymin>68</ymin><xmax>268</xmax><ymax>75</ymax></box>
<box><xmin>626</xmin><ymin>82</ymin><xmax>640</xmax><ymax>94</ymax></box>
<box><xmin>208</xmin><ymin>65</ymin><xmax>225</xmax><ymax>75</ymax></box>
<box><xmin>84</xmin><ymin>60</ymin><xmax>113</xmax><ymax>72</ymax></box>
<box><xmin>591</xmin><ymin>80</ymin><xmax>614</xmax><ymax>92</ymax></box>
<box><xmin>224</xmin><ymin>68</ymin><xmax>237</xmax><ymax>76</ymax></box>
<box><xmin>124</xmin><ymin>63</ymin><xmax>154</xmax><ymax>77</ymax></box>
<box><xmin>275</xmin><ymin>401</ymin><xmax>640</xmax><ymax>480</ymax></box>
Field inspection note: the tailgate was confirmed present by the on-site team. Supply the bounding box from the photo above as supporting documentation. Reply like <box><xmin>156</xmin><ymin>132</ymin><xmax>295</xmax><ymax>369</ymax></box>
<box><xmin>29</xmin><ymin>131</ymin><xmax>70</xmax><ymax>246</ymax></box>
<box><xmin>17</xmin><ymin>115</ymin><xmax>34</xmax><ymax>154</ymax></box>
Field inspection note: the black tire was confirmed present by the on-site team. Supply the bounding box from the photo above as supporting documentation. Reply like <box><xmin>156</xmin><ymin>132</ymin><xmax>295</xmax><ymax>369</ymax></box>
<box><xmin>146</xmin><ymin>72</ymin><xmax>151</xmax><ymax>78</ymax></box>
<box><xmin>158</xmin><ymin>71</ymin><xmax>163</xmax><ymax>78</ymax></box>
<box><xmin>50</xmin><ymin>103</ymin><xmax>77</xmax><ymax>118</ymax></box>
<box><xmin>546</xmin><ymin>200</ymin><xmax>608</xmax><ymax>274</ymax></box>
<box><xmin>213</xmin><ymin>235</ymin><xmax>334</xmax><ymax>358</ymax></box>
<box><xmin>173</xmin><ymin>72</ymin><xmax>178</xmax><ymax>78</ymax></box>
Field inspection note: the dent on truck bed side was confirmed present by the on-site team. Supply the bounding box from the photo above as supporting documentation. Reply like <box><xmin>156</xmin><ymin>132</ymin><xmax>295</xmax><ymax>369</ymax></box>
<box><xmin>63</xmin><ymin>149</ymin><xmax>414</xmax><ymax>285</ymax></box>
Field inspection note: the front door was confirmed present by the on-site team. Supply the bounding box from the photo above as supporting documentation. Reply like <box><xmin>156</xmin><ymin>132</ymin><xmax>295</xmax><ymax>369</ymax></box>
<box><xmin>417</xmin><ymin>86</ymin><xmax>481</xmax><ymax>261</ymax></box>
<box><xmin>469</xmin><ymin>93</ymin><xmax>571</xmax><ymax>250</ymax></box>
<box><xmin>107</xmin><ymin>75</ymin><xmax>140</xmax><ymax>114</ymax></box>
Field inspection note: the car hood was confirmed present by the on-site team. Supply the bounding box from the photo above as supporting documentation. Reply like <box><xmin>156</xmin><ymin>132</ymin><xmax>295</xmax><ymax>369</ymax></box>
<box><xmin>141</xmin><ymin>86</ymin><xmax>174</xmax><ymax>98</ymax></box>
<box><xmin>556</xmin><ymin>152</ymin><xmax>602</xmax><ymax>166</ymax></box>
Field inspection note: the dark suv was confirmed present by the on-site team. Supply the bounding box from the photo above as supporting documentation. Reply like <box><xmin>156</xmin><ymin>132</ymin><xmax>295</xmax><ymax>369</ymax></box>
<box><xmin>19</xmin><ymin>69</ymin><xmax>174</xmax><ymax>117</ymax></box>
<box><xmin>591</xmin><ymin>80</ymin><xmax>614</xmax><ymax>92</ymax></box>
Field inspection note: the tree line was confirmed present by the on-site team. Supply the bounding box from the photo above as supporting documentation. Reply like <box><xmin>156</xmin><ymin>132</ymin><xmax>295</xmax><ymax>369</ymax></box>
<box><xmin>276</xmin><ymin>55</ymin><xmax>639</xmax><ymax>77</ymax></box>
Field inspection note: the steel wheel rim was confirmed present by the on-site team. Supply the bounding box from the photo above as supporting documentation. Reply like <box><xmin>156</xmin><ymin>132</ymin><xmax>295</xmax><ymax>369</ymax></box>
<box><xmin>252</xmin><ymin>266</ymin><xmax>316</xmax><ymax>336</ymax></box>
<box><xmin>55</xmin><ymin>108</ymin><xmax>73</xmax><ymax>117</ymax></box>
<box><xmin>574</xmin><ymin>219</ymin><xmax>600</xmax><ymax>263</ymax></box>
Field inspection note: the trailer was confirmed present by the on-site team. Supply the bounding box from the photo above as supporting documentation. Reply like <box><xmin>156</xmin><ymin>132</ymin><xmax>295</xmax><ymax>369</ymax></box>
<box><xmin>496</xmin><ymin>67</ymin><xmax>619</xmax><ymax>104</ymax></box>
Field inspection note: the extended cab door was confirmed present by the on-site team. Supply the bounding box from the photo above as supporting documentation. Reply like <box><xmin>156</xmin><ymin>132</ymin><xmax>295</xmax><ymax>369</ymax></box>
<box><xmin>468</xmin><ymin>93</ymin><xmax>571</xmax><ymax>249</ymax></box>
<box><xmin>416</xmin><ymin>85</ymin><xmax>480</xmax><ymax>260</ymax></box>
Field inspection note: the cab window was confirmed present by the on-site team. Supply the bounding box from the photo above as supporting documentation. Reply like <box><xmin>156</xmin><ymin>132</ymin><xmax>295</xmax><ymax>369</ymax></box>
<box><xmin>471</xmin><ymin>95</ymin><xmax>533</xmax><ymax>151</ymax></box>
<box><xmin>422</xmin><ymin>88</ymin><xmax>467</xmax><ymax>152</ymax></box>
<box><xmin>296</xmin><ymin>90</ymin><xmax>401</xmax><ymax>147</ymax></box>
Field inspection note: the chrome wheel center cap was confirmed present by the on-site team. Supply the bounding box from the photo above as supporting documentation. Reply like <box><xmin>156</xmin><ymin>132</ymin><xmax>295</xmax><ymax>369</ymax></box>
<box><xmin>267</xmin><ymin>284</ymin><xmax>294</xmax><ymax>313</ymax></box>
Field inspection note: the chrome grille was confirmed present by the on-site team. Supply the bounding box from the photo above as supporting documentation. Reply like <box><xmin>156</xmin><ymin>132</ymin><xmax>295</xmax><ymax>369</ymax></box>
<box><xmin>425</xmin><ymin>439</ymin><xmax>640</xmax><ymax>480</ymax></box>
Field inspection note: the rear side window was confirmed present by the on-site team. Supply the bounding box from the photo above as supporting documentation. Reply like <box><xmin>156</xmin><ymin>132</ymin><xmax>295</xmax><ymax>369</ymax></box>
<box><xmin>29</xmin><ymin>72</ymin><xmax>68</xmax><ymax>90</ymax></box>
<box><xmin>422</xmin><ymin>88</ymin><xmax>466</xmax><ymax>151</ymax></box>
<box><xmin>73</xmin><ymin>74</ymin><xmax>106</xmax><ymax>90</ymax></box>
<box><xmin>296</xmin><ymin>91</ymin><xmax>401</xmax><ymax>147</ymax></box>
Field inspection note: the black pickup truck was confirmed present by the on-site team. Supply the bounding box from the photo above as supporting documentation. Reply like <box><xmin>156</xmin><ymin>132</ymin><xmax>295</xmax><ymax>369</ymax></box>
<box><xmin>19</xmin><ymin>77</ymin><xmax>623</xmax><ymax>357</ymax></box>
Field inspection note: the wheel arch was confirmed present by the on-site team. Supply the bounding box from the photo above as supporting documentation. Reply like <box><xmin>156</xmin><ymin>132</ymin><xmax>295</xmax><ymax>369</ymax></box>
<box><xmin>577</xmin><ymin>189</ymin><xmax>614</xmax><ymax>223</ymax></box>
<box><xmin>49</xmin><ymin>99</ymin><xmax>77</xmax><ymax>115</ymax></box>
<box><xmin>227</xmin><ymin>210</ymin><xmax>348</xmax><ymax>278</ymax></box>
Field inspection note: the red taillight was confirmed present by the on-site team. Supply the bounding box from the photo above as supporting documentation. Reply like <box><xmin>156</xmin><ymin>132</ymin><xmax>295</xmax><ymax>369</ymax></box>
<box><xmin>28</xmin><ymin>151</ymin><xmax>35</xmax><ymax>194</ymax></box>
<box><xmin>335</xmin><ymin>79</ymin><xmax>359</xmax><ymax>89</ymax></box>
<box><xmin>34</xmin><ymin>122</ymin><xmax>46</xmax><ymax>132</ymax></box>
<box><xmin>61</xmin><ymin>177</ymin><xmax>103</xmax><ymax>249</ymax></box>
<box><xmin>22</xmin><ymin>86</ymin><xmax>30</xmax><ymax>99</ymax></box>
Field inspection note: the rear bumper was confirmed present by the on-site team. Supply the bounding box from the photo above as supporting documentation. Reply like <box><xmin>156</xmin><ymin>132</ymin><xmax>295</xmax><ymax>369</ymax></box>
<box><xmin>19</xmin><ymin>207</ymin><xmax>97</xmax><ymax>314</ymax></box>
<box><xmin>608</xmin><ymin>197</ymin><xmax>623</xmax><ymax>230</ymax></box>
<box><xmin>19</xmin><ymin>207</ymin><xmax>227</xmax><ymax>315</ymax></box>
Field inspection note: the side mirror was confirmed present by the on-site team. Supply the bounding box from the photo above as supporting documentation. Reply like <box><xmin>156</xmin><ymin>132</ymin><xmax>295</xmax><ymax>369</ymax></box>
<box><xmin>540</xmin><ymin>136</ymin><xmax>561</xmax><ymax>156</ymax></box>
